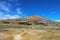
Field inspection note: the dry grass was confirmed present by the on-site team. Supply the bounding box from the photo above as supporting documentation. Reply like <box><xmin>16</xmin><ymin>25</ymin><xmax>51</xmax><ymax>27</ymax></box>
<box><xmin>0</xmin><ymin>29</ymin><xmax>60</xmax><ymax>40</ymax></box>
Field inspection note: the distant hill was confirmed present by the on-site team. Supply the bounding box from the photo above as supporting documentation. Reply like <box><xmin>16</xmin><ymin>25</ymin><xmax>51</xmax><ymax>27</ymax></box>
<box><xmin>0</xmin><ymin>16</ymin><xmax>58</xmax><ymax>25</ymax></box>
<box><xmin>0</xmin><ymin>16</ymin><xmax>60</xmax><ymax>29</ymax></box>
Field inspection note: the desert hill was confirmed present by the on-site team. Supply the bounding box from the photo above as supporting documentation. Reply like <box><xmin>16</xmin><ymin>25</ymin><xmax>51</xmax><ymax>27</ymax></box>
<box><xmin>0</xmin><ymin>16</ymin><xmax>60</xmax><ymax>30</ymax></box>
<box><xmin>0</xmin><ymin>16</ymin><xmax>56</xmax><ymax>24</ymax></box>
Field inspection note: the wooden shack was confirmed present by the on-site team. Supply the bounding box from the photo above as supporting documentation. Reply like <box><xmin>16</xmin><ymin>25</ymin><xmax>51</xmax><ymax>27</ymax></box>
<box><xmin>2</xmin><ymin>21</ymin><xmax>9</xmax><ymax>24</ymax></box>
<box><xmin>18</xmin><ymin>21</ymin><xmax>31</xmax><ymax>25</ymax></box>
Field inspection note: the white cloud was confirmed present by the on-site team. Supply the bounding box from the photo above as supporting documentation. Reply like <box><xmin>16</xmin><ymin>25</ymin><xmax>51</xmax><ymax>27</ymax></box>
<box><xmin>0</xmin><ymin>1</ymin><xmax>27</xmax><ymax>20</ymax></box>
<box><xmin>0</xmin><ymin>14</ymin><xmax>20</xmax><ymax>20</ymax></box>
<box><xmin>0</xmin><ymin>2</ymin><xmax>10</xmax><ymax>12</ymax></box>
<box><xmin>4</xmin><ymin>14</ymin><xmax>20</xmax><ymax>19</ymax></box>
<box><xmin>16</xmin><ymin>8</ymin><xmax>22</xmax><ymax>14</ymax></box>
<box><xmin>0</xmin><ymin>2</ymin><xmax>20</xmax><ymax>20</ymax></box>
<box><xmin>55</xmin><ymin>20</ymin><xmax>60</xmax><ymax>22</ymax></box>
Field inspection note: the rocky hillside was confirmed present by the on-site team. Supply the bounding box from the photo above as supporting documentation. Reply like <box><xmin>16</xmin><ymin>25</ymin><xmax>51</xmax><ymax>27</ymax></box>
<box><xmin>0</xmin><ymin>16</ymin><xmax>59</xmax><ymax>29</ymax></box>
<box><xmin>0</xmin><ymin>16</ymin><xmax>57</xmax><ymax>25</ymax></box>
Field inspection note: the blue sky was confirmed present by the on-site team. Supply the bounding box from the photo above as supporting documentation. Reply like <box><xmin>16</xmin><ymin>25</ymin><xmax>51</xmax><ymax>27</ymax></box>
<box><xmin>0</xmin><ymin>0</ymin><xmax>60</xmax><ymax>21</ymax></box>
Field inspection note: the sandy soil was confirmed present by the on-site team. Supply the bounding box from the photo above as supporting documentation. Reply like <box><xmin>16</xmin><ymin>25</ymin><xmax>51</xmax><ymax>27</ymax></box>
<box><xmin>0</xmin><ymin>29</ymin><xmax>60</xmax><ymax>40</ymax></box>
